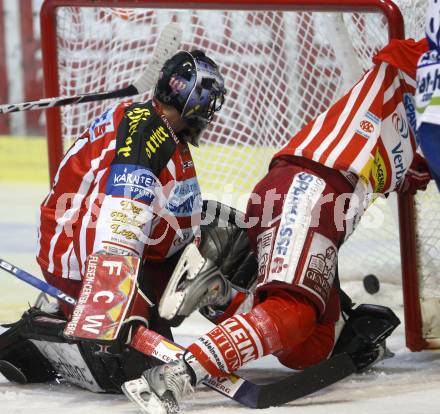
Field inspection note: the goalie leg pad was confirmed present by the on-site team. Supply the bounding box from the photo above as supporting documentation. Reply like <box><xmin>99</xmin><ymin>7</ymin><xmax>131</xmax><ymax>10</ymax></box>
<box><xmin>0</xmin><ymin>315</ymin><xmax>59</xmax><ymax>383</ymax></box>
<box><xmin>0</xmin><ymin>308</ymin><xmax>155</xmax><ymax>392</ymax></box>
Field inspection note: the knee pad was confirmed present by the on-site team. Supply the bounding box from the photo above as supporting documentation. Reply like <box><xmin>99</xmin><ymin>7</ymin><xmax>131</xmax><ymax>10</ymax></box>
<box><xmin>255</xmin><ymin>290</ymin><xmax>317</xmax><ymax>350</ymax></box>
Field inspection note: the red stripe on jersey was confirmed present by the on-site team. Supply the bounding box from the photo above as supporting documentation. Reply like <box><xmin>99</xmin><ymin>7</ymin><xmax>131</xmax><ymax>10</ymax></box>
<box><xmin>297</xmin><ymin>93</ymin><xmax>352</xmax><ymax>157</ymax></box>
<box><xmin>382</xmin><ymin>68</ymin><xmax>405</xmax><ymax>119</ymax></box>
<box><xmin>317</xmin><ymin>66</ymin><xmax>381</xmax><ymax>165</ymax></box>
<box><xmin>272</xmin><ymin>39</ymin><xmax>426</xmax><ymax>194</ymax></box>
<box><xmin>332</xmin><ymin>72</ymin><xmax>390</xmax><ymax>169</ymax></box>
<box><xmin>283</xmin><ymin>117</ymin><xmax>317</xmax><ymax>150</ymax></box>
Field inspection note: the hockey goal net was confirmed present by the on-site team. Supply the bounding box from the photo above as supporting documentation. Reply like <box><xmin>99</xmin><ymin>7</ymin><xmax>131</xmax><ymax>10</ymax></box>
<box><xmin>40</xmin><ymin>0</ymin><xmax>439</xmax><ymax>351</ymax></box>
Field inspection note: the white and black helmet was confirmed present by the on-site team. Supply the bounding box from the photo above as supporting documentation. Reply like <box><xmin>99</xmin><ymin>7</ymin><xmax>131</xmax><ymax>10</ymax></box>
<box><xmin>154</xmin><ymin>50</ymin><xmax>226</xmax><ymax>146</ymax></box>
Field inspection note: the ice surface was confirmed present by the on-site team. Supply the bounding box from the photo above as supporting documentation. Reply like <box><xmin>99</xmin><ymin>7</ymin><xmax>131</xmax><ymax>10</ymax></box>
<box><xmin>1</xmin><ymin>183</ymin><xmax>440</xmax><ymax>414</ymax></box>
<box><xmin>1</xmin><ymin>316</ymin><xmax>440</xmax><ymax>414</ymax></box>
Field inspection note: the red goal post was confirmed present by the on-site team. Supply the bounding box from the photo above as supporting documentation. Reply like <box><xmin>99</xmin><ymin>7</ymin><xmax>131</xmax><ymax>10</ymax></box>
<box><xmin>39</xmin><ymin>0</ymin><xmax>438</xmax><ymax>352</ymax></box>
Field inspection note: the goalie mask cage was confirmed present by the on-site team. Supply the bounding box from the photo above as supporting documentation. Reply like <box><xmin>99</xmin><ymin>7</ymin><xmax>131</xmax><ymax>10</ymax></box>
<box><xmin>40</xmin><ymin>0</ymin><xmax>439</xmax><ymax>352</ymax></box>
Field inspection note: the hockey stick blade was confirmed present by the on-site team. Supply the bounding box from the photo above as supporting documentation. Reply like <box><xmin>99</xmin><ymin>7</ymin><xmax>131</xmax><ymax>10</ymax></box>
<box><xmin>233</xmin><ymin>353</ymin><xmax>357</xmax><ymax>408</ymax></box>
<box><xmin>0</xmin><ymin>23</ymin><xmax>182</xmax><ymax>114</ymax></box>
<box><xmin>129</xmin><ymin>326</ymin><xmax>357</xmax><ymax>409</ymax></box>
<box><xmin>0</xmin><ymin>257</ymin><xmax>77</xmax><ymax>305</ymax></box>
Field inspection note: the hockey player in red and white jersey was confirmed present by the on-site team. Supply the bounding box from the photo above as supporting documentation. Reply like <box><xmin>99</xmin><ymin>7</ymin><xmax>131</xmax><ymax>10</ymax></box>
<box><xmin>122</xmin><ymin>38</ymin><xmax>432</xmax><ymax>413</ymax></box>
<box><xmin>36</xmin><ymin>50</ymin><xmax>226</xmax><ymax>320</ymax></box>
<box><xmin>0</xmin><ymin>50</ymin><xmax>227</xmax><ymax>390</ymax></box>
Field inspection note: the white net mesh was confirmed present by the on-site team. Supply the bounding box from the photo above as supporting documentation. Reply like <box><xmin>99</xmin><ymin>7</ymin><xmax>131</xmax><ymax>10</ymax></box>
<box><xmin>55</xmin><ymin>7</ymin><xmax>396</xmax><ymax>193</ymax></box>
<box><xmin>47</xmin><ymin>1</ymin><xmax>439</xmax><ymax>345</ymax></box>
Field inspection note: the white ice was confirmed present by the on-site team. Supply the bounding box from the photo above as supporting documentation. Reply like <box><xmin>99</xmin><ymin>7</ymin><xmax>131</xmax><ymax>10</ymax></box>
<box><xmin>1</xmin><ymin>183</ymin><xmax>439</xmax><ymax>414</ymax></box>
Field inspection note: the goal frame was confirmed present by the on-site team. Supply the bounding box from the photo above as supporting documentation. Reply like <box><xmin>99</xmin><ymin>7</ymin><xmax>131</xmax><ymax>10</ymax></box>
<box><xmin>40</xmin><ymin>0</ymin><xmax>427</xmax><ymax>351</ymax></box>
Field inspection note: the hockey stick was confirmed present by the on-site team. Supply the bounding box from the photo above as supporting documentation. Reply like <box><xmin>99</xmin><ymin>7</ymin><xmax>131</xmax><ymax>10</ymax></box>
<box><xmin>0</xmin><ymin>257</ymin><xmax>357</xmax><ymax>408</ymax></box>
<box><xmin>0</xmin><ymin>23</ymin><xmax>182</xmax><ymax>114</ymax></box>
<box><xmin>127</xmin><ymin>325</ymin><xmax>357</xmax><ymax>409</ymax></box>
<box><xmin>0</xmin><ymin>257</ymin><xmax>76</xmax><ymax>305</ymax></box>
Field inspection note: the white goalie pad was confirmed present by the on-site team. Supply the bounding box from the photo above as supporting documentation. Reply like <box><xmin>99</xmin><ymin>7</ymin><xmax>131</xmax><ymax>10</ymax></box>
<box><xmin>159</xmin><ymin>243</ymin><xmax>206</xmax><ymax>320</ymax></box>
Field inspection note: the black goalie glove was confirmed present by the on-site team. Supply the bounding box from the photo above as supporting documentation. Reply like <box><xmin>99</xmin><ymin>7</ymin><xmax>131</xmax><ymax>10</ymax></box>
<box><xmin>198</xmin><ymin>200</ymin><xmax>258</xmax><ymax>290</ymax></box>
<box><xmin>158</xmin><ymin>200</ymin><xmax>258</xmax><ymax>325</ymax></box>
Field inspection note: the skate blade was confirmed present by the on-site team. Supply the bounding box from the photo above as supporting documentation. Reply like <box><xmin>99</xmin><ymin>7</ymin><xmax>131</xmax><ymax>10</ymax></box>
<box><xmin>122</xmin><ymin>377</ymin><xmax>173</xmax><ymax>414</ymax></box>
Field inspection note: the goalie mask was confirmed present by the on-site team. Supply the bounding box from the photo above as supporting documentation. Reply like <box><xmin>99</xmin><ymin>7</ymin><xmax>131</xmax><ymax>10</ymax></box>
<box><xmin>426</xmin><ymin>0</ymin><xmax>440</xmax><ymax>51</ymax></box>
<box><xmin>154</xmin><ymin>50</ymin><xmax>226</xmax><ymax>146</ymax></box>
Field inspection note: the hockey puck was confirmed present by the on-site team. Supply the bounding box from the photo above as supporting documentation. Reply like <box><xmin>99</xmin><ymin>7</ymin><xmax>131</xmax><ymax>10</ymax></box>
<box><xmin>0</xmin><ymin>360</ymin><xmax>27</xmax><ymax>384</ymax></box>
<box><xmin>363</xmin><ymin>274</ymin><xmax>380</xmax><ymax>294</ymax></box>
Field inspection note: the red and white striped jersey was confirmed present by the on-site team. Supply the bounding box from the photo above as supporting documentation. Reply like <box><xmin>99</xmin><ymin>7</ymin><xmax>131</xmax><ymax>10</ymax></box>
<box><xmin>37</xmin><ymin>100</ymin><xmax>201</xmax><ymax>281</ymax></box>
<box><xmin>274</xmin><ymin>38</ymin><xmax>428</xmax><ymax>195</ymax></box>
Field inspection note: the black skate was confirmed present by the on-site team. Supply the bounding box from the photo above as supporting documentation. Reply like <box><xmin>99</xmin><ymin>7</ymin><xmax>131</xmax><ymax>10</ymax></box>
<box><xmin>332</xmin><ymin>303</ymin><xmax>400</xmax><ymax>372</ymax></box>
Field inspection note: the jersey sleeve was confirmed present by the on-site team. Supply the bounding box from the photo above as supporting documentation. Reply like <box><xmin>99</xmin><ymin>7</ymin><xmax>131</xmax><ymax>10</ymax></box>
<box><xmin>373</xmin><ymin>38</ymin><xmax>428</xmax><ymax>79</ymax></box>
<box><xmin>417</xmin><ymin>123</ymin><xmax>440</xmax><ymax>190</ymax></box>
<box><xmin>90</xmin><ymin>101</ymin><xmax>180</xmax><ymax>259</ymax></box>
<box><xmin>416</xmin><ymin>50</ymin><xmax>440</xmax><ymax>190</ymax></box>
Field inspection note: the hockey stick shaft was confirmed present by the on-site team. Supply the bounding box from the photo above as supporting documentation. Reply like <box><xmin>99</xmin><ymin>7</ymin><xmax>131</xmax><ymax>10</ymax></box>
<box><xmin>0</xmin><ymin>23</ymin><xmax>182</xmax><ymax>114</ymax></box>
<box><xmin>0</xmin><ymin>257</ymin><xmax>76</xmax><ymax>305</ymax></box>
<box><xmin>0</xmin><ymin>86</ymin><xmax>139</xmax><ymax>114</ymax></box>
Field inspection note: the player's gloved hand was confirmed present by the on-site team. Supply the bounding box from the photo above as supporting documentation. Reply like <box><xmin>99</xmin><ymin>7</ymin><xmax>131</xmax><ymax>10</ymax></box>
<box><xmin>397</xmin><ymin>153</ymin><xmax>431</xmax><ymax>194</ymax></box>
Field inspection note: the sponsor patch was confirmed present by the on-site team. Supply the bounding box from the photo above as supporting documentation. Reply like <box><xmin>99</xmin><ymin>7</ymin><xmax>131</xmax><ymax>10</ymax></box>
<box><xmin>113</xmin><ymin>101</ymin><xmax>177</xmax><ymax>175</ymax></box>
<box><xmin>183</xmin><ymin>160</ymin><xmax>194</xmax><ymax>170</ymax></box>
<box><xmin>203</xmin><ymin>316</ymin><xmax>262</xmax><ymax>373</ymax></box>
<box><xmin>94</xmin><ymin>197</ymin><xmax>152</xmax><ymax>254</ymax></box>
<box><xmin>266</xmin><ymin>172</ymin><xmax>326</xmax><ymax>285</ymax></box>
<box><xmin>145</xmin><ymin>125</ymin><xmax>173</xmax><ymax>159</ymax></box>
<box><xmin>169</xmin><ymin>74</ymin><xmax>187</xmax><ymax>92</ymax></box>
<box><xmin>117</xmin><ymin>106</ymin><xmax>152</xmax><ymax>158</ymax></box>
<box><xmin>89</xmin><ymin>105</ymin><xmax>117</xmax><ymax>142</ymax></box>
<box><xmin>166</xmin><ymin>177</ymin><xmax>202</xmax><ymax>217</ymax></box>
<box><xmin>166</xmin><ymin>228</ymin><xmax>195</xmax><ymax>257</ymax></box>
<box><xmin>106</xmin><ymin>163</ymin><xmax>157</xmax><ymax>204</ymax></box>
<box><xmin>101</xmin><ymin>241</ymin><xmax>138</xmax><ymax>256</ymax></box>
<box><xmin>392</xmin><ymin>110</ymin><xmax>409</xmax><ymax>139</ymax></box>
<box><xmin>372</xmin><ymin>148</ymin><xmax>387</xmax><ymax>193</ymax></box>
<box><xmin>403</xmin><ymin>93</ymin><xmax>417</xmax><ymax>136</ymax></box>
<box><xmin>64</xmin><ymin>255</ymin><xmax>140</xmax><ymax>341</ymax></box>
<box><xmin>256</xmin><ymin>227</ymin><xmax>276</xmax><ymax>284</ymax></box>
<box><xmin>297</xmin><ymin>232</ymin><xmax>337</xmax><ymax>309</ymax></box>
<box><xmin>356</xmin><ymin>111</ymin><xmax>380</xmax><ymax>139</ymax></box>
